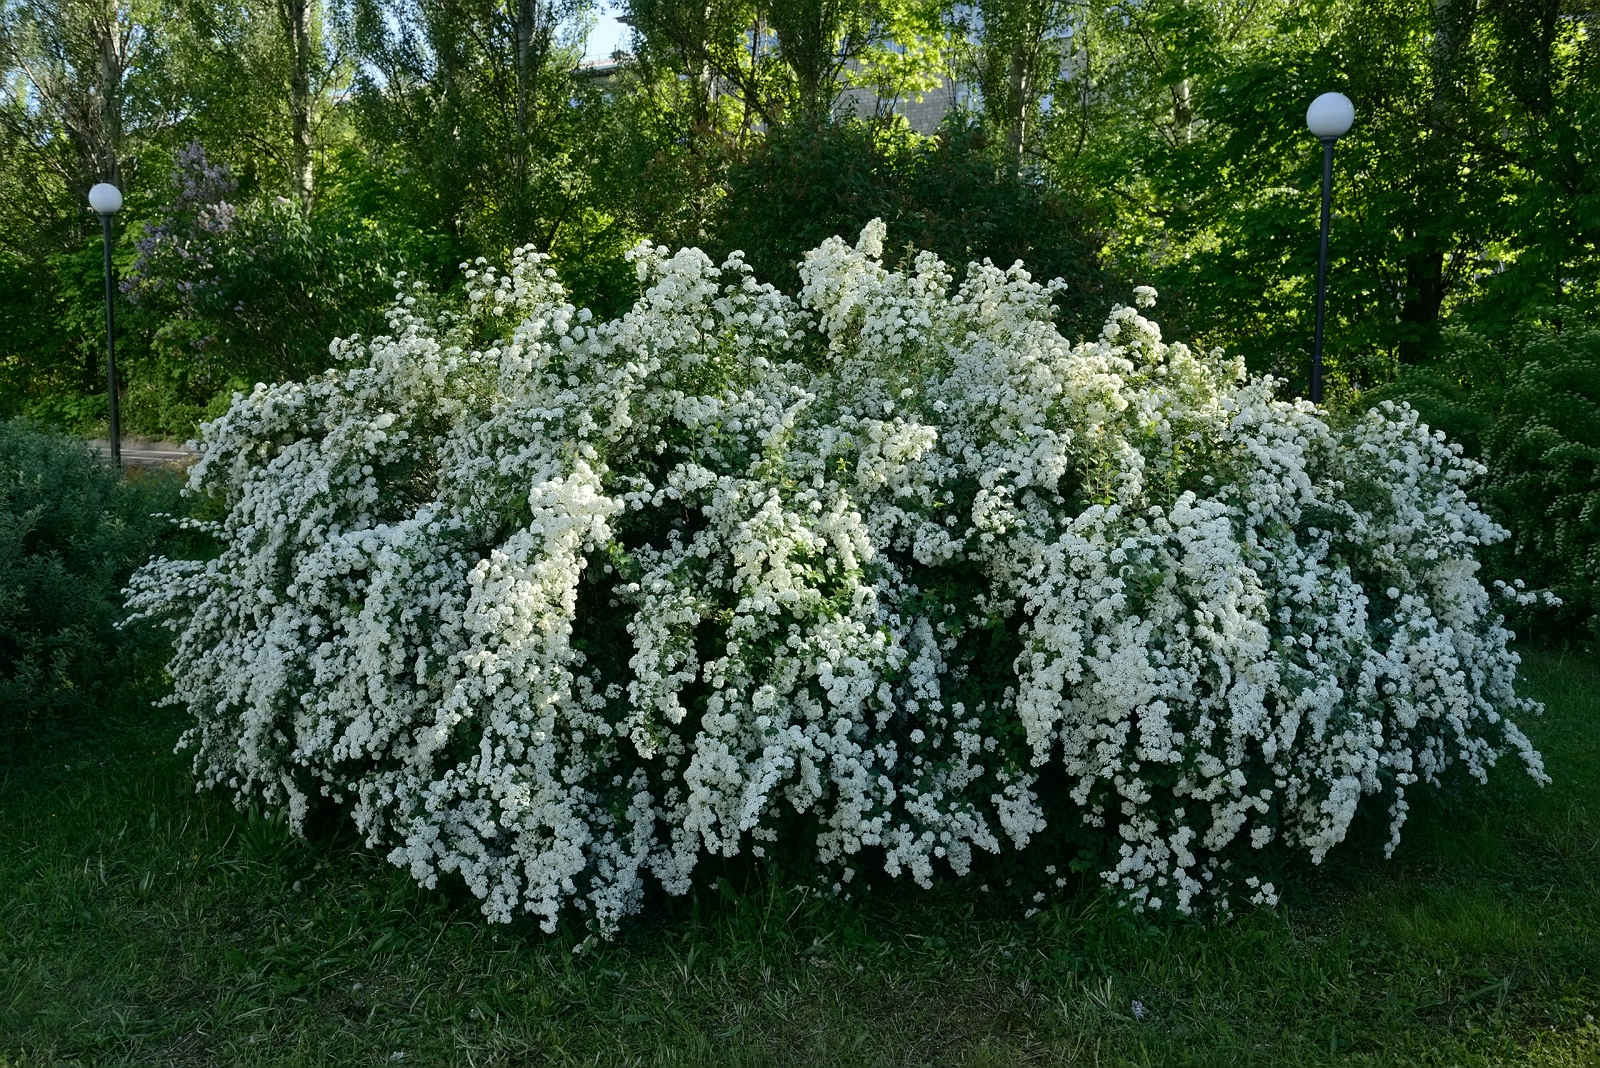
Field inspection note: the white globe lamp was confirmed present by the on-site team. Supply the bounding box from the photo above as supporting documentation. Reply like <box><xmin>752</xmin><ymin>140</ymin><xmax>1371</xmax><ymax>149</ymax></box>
<box><xmin>1305</xmin><ymin>93</ymin><xmax>1355</xmax><ymax>140</ymax></box>
<box><xmin>88</xmin><ymin>182</ymin><xmax>124</xmax><ymax>215</ymax></box>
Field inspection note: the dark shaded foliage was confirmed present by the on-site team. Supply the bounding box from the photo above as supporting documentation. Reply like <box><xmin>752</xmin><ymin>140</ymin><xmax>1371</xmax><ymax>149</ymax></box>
<box><xmin>710</xmin><ymin>119</ymin><xmax>1112</xmax><ymax>338</ymax></box>
<box><xmin>1482</xmin><ymin>312</ymin><xmax>1600</xmax><ymax>637</ymax></box>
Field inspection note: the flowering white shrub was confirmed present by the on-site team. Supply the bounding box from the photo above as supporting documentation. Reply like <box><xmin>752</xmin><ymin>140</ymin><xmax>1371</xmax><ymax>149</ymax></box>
<box><xmin>128</xmin><ymin>222</ymin><xmax>1548</xmax><ymax>931</ymax></box>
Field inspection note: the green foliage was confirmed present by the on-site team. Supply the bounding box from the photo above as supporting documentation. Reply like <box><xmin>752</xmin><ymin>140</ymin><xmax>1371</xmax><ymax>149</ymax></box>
<box><xmin>344</xmin><ymin>0</ymin><xmax>614</xmax><ymax>266</ymax></box>
<box><xmin>1354</xmin><ymin>327</ymin><xmax>1502</xmax><ymax>459</ymax></box>
<box><xmin>1</xmin><ymin>0</ymin><xmax>1597</xmax><ymax>646</ymax></box>
<box><xmin>1481</xmin><ymin>311</ymin><xmax>1600</xmax><ymax>637</ymax></box>
<box><xmin>624</xmin><ymin>0</ymin><xmax>883</xmax><ymax>127</ymax></box>
<box><xmin>1049</xmin><ymin>0</ymin><xmax>1599</xmax><ymax>392</ymax></box>
<box><xmin>710</xmin><ymin>118</ymin><xmax>1110</xmax><ymax>334</ymax></box>
<box><xmin>0</xmin><ymin>419</ymin><xmax>180</xmax><ymax>723</ymax></box>
<box><xmin>0</xmin><ymin>247</ymin><xmax>100</xmax><ymax>433</ymax></box>
<box><xmin>952</xmin><ymin>0</ymin><xmax>1072</xmax><ymax>162</ymax></box>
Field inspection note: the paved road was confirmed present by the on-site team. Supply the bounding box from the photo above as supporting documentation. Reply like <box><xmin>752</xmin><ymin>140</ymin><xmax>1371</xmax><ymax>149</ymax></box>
<box><xmin>86</xmin><ymin>439</ymin><xmax>199</xmax><ymax>468</ymax></box>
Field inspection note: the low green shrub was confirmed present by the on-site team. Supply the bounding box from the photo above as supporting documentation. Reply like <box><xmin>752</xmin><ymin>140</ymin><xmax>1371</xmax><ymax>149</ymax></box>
<box><xmin>0</xmin><ymin>419</ymin><xmax>182</xmax><ymax>722</ymax></box>
<box><xmin>1481</xmin><ymin>311</ymin><xmax>1600</xmax><ymax>637</ymax></box>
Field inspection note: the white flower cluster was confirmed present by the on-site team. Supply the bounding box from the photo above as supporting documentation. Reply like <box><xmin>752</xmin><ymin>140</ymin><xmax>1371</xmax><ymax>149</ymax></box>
<box><xmin>128</xmin><ymin>222</ymin><xmax>1546</xmax><ymax>930</ymax></box>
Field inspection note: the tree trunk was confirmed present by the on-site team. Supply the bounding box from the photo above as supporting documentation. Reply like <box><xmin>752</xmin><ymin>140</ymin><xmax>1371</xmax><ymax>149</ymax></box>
<box><xmin>515</xmin><ymin>0</ymin><xmax>535</xmax><ymax>183</ymax></box>
<box><xmin>94</xmin><ymin>3</ymin><xmax>124</xmax><ymax>190</ymax></box>
<box><xmin>1395</xmin><ymin>0</ymin><xmax>1477</xmax><ymax>362</ymax></box>
<box><xmin>282</xmin><ymin>0</ymin><xmax>314</xmax><ymax>214</ymax></box>
<box><xmin>1008</xmin><ymin>35</ymin><xmax>1029</xmax><ymax>166</ymax></box>
<box><xmin>1172</xmin><ymin>77</ymin><xmax>1192</xmax><ymax>144</ymax></box>
<box><xmin>1400</xmin><ymin>247</ymin><xmax>1448</xmax><ymax>362</ymax></box>
<box><xmin>512</xmin><ymin>0</ymin><xmax>549</xmax><ymax>239</ymax></box>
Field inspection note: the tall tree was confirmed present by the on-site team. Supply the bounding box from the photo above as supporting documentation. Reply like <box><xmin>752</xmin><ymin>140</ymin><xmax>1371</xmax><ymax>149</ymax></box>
<box><xmin>0</xmin><ymin>0</ymin><xmax>169</xmax><ymax>396</ymax></box>
<box><xmin>0</xmin><ymin>0</ymin><xmax>150</xmax><ymax>204</ymax></box>
<box><xmin>625</xmin><ymin>0</ymin><xmax>899</xmax><ymax>129</ymax></box>
<box><xmin>141</xmin><ymin>0</ymin><xmax>343</xmax><ymax>210</ymax></box>
<box><xmin>957</xmin><ymin>0</ymin><xmax>1073</xmax><ymax>165</ymax></box>
<box><xmin>345</xmin><ymin>0</ymin><xmax>601</xmax><ymax>256</ymax></box>
<box><xmin>1047</xmin><ymin>0</ymin><xmax>1599</xmax><ymax>393</ymax></box>
<box><xmin>279</xmin><ymin>0</ymin><xmax>316</xmax><ymax>211</ymax></box>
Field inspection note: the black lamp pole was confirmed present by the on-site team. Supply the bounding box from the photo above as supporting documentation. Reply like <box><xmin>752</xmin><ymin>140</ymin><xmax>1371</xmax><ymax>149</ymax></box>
<box><xmin>1304</xmin><ymin>92</ymin><xmax>1353</xmax><ymax>406</ymax></box>
<box><xmin>88</xmin><ymin>182</ymin><xmax>123</xmax><ymax>466</ymax></box>
<box><xmin>99</xmin><ymin>210</ymin><xmax>120</xmax><ymax>467</ymax></box>
<box><xmin>1311</xmin><ymin>136</ymin><xmax>1335</xmax><ymax>405</ymax></box>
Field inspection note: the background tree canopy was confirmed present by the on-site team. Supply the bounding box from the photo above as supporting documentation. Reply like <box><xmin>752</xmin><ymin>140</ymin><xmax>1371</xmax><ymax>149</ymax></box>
<box><xmin>1</xmin><ymin>0</ymin><xmax>1596</xmax><ymax>628</ymax></box>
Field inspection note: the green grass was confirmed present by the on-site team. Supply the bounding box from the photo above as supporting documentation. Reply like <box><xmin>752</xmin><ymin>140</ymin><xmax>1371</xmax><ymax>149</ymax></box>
<box><xmin>3</xmin><ymin>650</ymin><xmax>1598</xmax><ymax>1066</ymax></box>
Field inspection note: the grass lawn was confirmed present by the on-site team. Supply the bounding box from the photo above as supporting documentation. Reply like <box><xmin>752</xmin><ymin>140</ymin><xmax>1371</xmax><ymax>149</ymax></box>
<box><xmin>2</xmin><ymin>648</ymin><xmax>1597</xmax><ymax>1067</ymax></box>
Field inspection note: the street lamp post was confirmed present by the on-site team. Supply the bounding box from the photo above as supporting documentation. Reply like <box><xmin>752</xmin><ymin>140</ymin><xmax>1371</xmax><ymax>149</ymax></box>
<box><xmin>1305</xmin><ymin>92</ymin><xmax>1354</xmax><ymax>405</ymax></box>
<box><xmin>88</xmin><ymin>183</ymin><xmax>124</xmax><ymax>466</ymax></box>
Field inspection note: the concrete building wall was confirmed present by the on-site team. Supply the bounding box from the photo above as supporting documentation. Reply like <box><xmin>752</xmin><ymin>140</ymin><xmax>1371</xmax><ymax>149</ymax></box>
<box><xmin>832</xmin><ymin>64</ymin><xmax>968</xmax><ymax>135</ymax></box>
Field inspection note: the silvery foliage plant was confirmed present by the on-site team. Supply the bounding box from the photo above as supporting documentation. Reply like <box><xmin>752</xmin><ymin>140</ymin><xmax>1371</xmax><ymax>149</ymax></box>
<box><xmin>128</xmin><ymin>222</ymin><xmax>1547</xmax><ymax>933</ymax></box>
